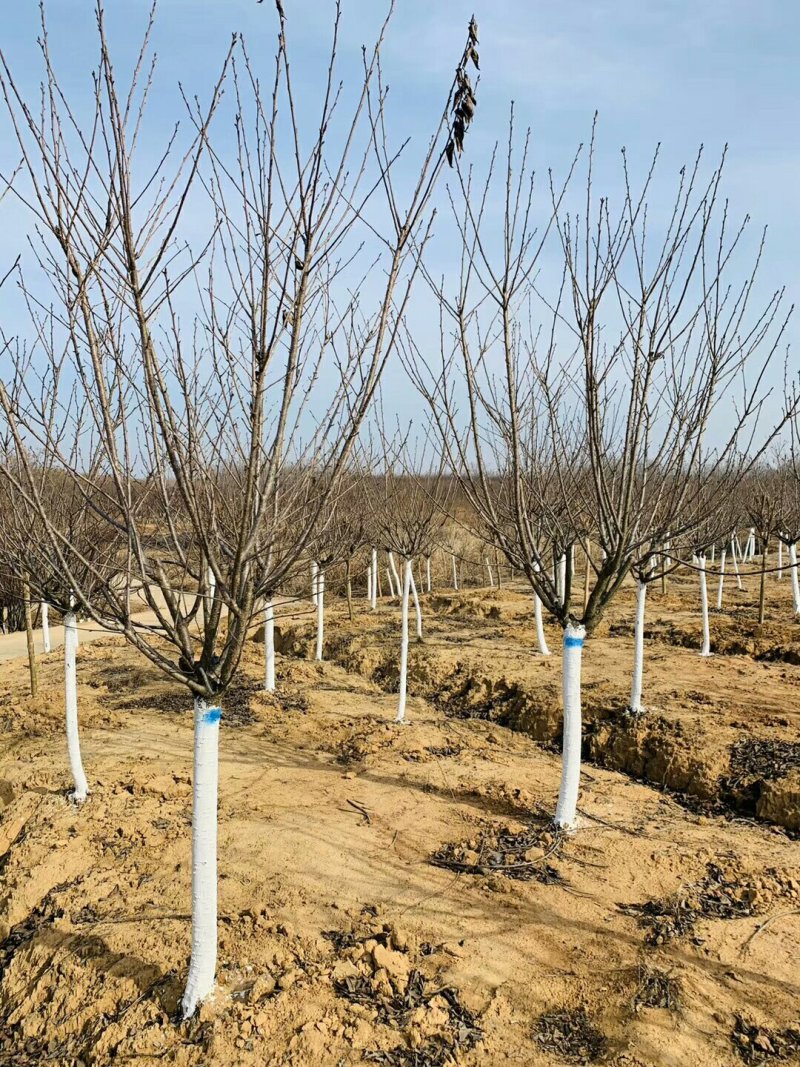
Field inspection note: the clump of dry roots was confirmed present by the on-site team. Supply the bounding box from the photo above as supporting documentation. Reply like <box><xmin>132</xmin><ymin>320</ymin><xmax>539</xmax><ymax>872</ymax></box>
<box><xmin>430</xmin><ymin>819</ymin><xmax>565</xmax><ymax>883</ymax></box>
<box><xmin>531</xmin><ymin>1007</ymin><xmax>608</xmax><ymax>1063</ymax></box>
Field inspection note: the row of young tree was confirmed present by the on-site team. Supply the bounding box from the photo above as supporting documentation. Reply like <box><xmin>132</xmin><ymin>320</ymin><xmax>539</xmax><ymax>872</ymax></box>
<box><xmin>0</xmin><ymin>0</ymin><xmax>797</xmax><ymax>1022</ymax></box>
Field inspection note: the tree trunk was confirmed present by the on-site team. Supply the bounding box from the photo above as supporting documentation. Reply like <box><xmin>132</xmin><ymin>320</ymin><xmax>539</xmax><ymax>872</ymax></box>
<box><xmin>758</xmin><ymin>541</ymin><xmax>768</xmax><ymax>625</ymax></box>
<box><xmin>315</xmin><ymin>568</ymin><xmax>325</xmax><ymax>661</ymax></box>
<box><xmin>181</xmin><ymin>698</ymin><xmax>220</xmax><ymax>1019</ymax></box>
<box><xmin>698</xmin><ymin>556</ymin><xmax>712</xmax><ymax>656</ymax></box>
<box><xmin>264</xmin><ymin>599</ymin><xmax>275</xmax><ymax>692</ymax></box>
<box><xmin>23</xmin><ymin>580</ymin><xmax>38</xmax><ymax>698</ymax></box>
<box><xmin>554</xmin><ymin>622</ymin><xmax>585</xmax><ymax>829</ymax></box>
<box><xmin>345</xmin><ymin>558</ymin><xmax>353</xmax><ymax>622</ymax></box>
<box><xmin>41</xmin><ymin>602</ymin><xmax>51</xmax><ymax>654</ymax></box>
<box><xmin>64</xmin><ymin>611</ymin><xmax>89</xmax><ymax>802</ymax></box>
<box><xmin>629</xmin><ymin>580</ymin><xmax>647</xmax><ymax>714</ymax></box>
<box><xmin>395</xmin><ymin>560</ymin><xmax>412</xmax><ymax>723</ymax></box>
<box><xmin>716</xmin><ymin>549</ymin><xmax>726</xmax><ymax>610</ymax></box>
<box><xmin>409</xmin><ymin>565</ymin><xmax>423</xmax><ymax>640</ymax></box>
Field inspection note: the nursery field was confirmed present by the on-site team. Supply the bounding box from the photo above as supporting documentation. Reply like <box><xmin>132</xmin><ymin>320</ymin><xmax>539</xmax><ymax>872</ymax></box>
<box><xmin>0</xmin><ymin>575</ymin><xmax>799</xmax><ymax>1066</ymax></box>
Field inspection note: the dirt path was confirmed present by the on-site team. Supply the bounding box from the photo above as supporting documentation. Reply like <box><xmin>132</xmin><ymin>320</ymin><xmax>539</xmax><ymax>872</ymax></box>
<box><xmin>1</xmin><ymin>625</ymin><xmax>799</xmax><ymax>1065</ymax></box>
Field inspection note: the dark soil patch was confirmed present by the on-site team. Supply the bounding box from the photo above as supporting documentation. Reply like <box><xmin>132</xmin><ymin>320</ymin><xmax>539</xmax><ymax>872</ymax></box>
<box><xmin>723</xmin><ymin>739</ymin><xmax>800</xmax><ymax>815</ymax></box>
<box><xmin>0</xmin><ymin>885</ymin><xmax>66</xmax><ymax>979</ymax></box>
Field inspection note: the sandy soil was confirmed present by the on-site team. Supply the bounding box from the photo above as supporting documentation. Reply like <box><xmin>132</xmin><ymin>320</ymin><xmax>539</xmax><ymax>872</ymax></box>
<box><xmin>0</xmin><ymin>579</ymin><xmax>799</xmax><ymax>1066</ymax></box>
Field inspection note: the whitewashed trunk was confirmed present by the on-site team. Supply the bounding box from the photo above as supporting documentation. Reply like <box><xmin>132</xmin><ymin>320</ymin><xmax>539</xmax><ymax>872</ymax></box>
<box><xmin>534</xmin><ymin>592</ymin><xmax>551</xmax><ymax>656</ymax></box>
<box><xmin>699</xmin><ymin>556</ymin><xmax>712</xmax><ymax>656</ymax></box>
<box><xmin>629</xmin><ymin>580</ymin><xmax>647</xmax><ymax>714</ymax></box>
<box><xmin>451</xmin><ymin>554</ymin><xmax>459</xmax><ymax>591</ymax></box>
<box><xmin>366</xmin><ymin>566</ymin><xmax>372</xmax><ymax>603</ymax></box>
<box><xmin>371</xmin><ymin>548</ymin><xmax>378</xmax><ymax>609</ymax></box>
<box><xmin>409</xmin><ymin>566</ymin><xmax>423</xmax><ymax>639</ymax></box>
<box><xmin>315</xmin><ymin>569</ymin><xmax>325</xmax><ymax>661</ymax></box>
<box><xmin>731</xmin><ymin>538</ymin><xmax>743</xmax><ymax>591</ymax></box>
<box><xmin>485</xmin><ymin>557</ymin><xmax>494</xmax><ymax>587</ymax></box>
<box><xmin>181</xmin><ymin>698</ymin><xmax>221</xmax><ymax>1019</ymax></box>
<box><xmin>716</xmin><ymin>550</ymin><xmax>726</xmax><ymax>611</ymax></box>
<box><xmin>64</xmin><ymin>612</ymin><xmax>89</xmax><ymax>803</ymax></box>
<box><xmin>388</xmin><ymin>552</ymin><xmax>401</xmax><ymax>595</ymax></box>
<box><xmin>264</xmin><ymin>600</ymin><xmax>275</xmax><ymax>692</ymax></box>
<box><xmin>554</xmin><ymin>622</ymin><xmax>586</xmax><ymax>829</ymax></box>
<box><xmin>558</xmin><ymin>554</ymin><xmax>567</xmax><ymax>606</ymax></box>
<box><xmin>790</xmin><ymin>542</ymin><xmax>800</xmax><ymax>615</ymax></box>
<box><xmin>395</xmin><ymin>560</ymin><xmax>412</xmax><ymax>723</ymax></box>
<box><xmin>41</xmin><ymin>602</ymin><xmax>51</xmax><ymax>654</ymax></box>
<box><xmin>311</xmin><ymin>561</ymin><xmax>319</xmax><ymax>607</ymax></box>
<box><xmin>387</xmin><ymin>567</ymin><xmax>396</xmax><ymax>598</ymax></box>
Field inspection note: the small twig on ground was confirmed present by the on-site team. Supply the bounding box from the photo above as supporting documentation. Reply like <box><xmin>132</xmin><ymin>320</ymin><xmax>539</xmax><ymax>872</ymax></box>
<box><xmin>739</xmin><ymin>910</ymin><xmax>800</xmax><ymax>955</ymax></box>
<box><xmin>346</xmin><ymin>799</ymin><xmax>371</xmax><ymax>825</ymax></box>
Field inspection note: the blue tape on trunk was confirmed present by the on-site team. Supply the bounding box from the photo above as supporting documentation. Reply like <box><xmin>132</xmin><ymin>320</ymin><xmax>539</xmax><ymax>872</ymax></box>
<box><xmin>564</xmin><ymin>636</ymin><xmax>584</xmax><ymax>648</ymax></box>
<box><xmin>203</xmin><ymin>707</ymin><xmax>222</xmax><ymax>725</ymax></box>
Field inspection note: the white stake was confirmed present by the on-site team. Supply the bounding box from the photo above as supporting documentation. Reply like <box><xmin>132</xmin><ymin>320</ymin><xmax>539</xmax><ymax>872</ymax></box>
<box><xmin>315</xmin><ymin>569</ymin><xmax>325</xmax><ymax>661</ymax></box>
<box><xmin>264</xmin><ymin>599</ymin><xmax>275</xmax><ymax>692</ymax></box>
<box><xmin>698</xmin><ymin>556</ymin><xmax>712</xmax><ymax>656</ymax></box>
<box><xmin>395</xmin><ymin>559</ymin><xmax>412</xmax><ymax>723</ymax></box>
<box><xmin>554</xmin><ymin>622</ymin><xmax>586</xmax><ymax>829</ymax></box>
<box><xmin>41</xmin><ymin>602</ymin><xmax>51</xmax><ymax>654</ymax></box>
<box><xmin>181</xmin><ymin>698</ymin><xmax>220</xmax><ymax>1019</ymax></box>
<box><xmin>371</xmin><ymin>548</ymin><xmax>378</xmax><ymax>609</ymax></box>
<box><xmin>716</xmin><ymin>549</ymin><xmax>726</xmax><ymax>611</ymax></box>
<box><xmin>64</xmin><ymin>611</ymin><xmax>89</xmax><ymax>803</ymax></box>
<box><xmin>629</xmin><ymin>578</ymin><xmax>648</xmax><ymax>715</ymax></box>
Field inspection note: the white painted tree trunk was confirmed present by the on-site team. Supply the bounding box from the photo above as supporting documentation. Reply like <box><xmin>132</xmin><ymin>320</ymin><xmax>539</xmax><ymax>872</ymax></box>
<box><xmin>264</xmin><ymin>600</ymin><xmax>275</xmax><ymax>692</ymax></box>
<box><xmin>181</xmin><ymin>698</ymin><xmax>221</xmax><ymax>1019</ymax></box>
<box><xmin>558</xmin><ymin>554</ymin><xmax>567</xmax><ymax>606</ymax></box>
<box><xmin>311</xmin><ymin>561</ymin><xmax>319</xmax><ymax>607</ymax></box>
<box><xmin>388</xmin><ymin>552</ymin><xmax>401</xmax><ymax>595</ymax></box>
<box><xmin>710</xmin><ymin>544</ymin><xmax>715</xmax><ymax>563</ymax></box>
<box><xmin>790</xmin><ymin>542</ymin><xmax>800</xmax><ymax>615</ymax></box>
<box><xmin>451</xmin><ymin>554</ymin><xmax>459</xmax><ymax>591</ymax></box>
<box><xmin>629</xmin><ymin>580</ymin><xmax>647</xmax><ymax>714</ymax></box>
<box><xmin>731</xmin><ymin>537</ymin><xmax>743</xmax><ymax>591</ymax></box>
<box><xmin>64</xmin><ymin>612</ymin><xmax>88</xmax><ymax>802</ymax></box>
<box><xmin>554</xmin><ymin>622</ymin><xmax>586</xmax><ymax>829</ymax></box>
<box><xmin>315</xmin><ymin>569</ymin><xmax>325</xmax><ymax>661</ymax></box>
<box><xmin>366</xmin><ymin>566</ymin><xmax>372</xmax><ymax>603</ymax></box>
<box><xmin>426</xmin><ymin>556</ymin><xmax>432</xmax><ymax>593</ymax></box>
<box><xmin>387</xmin><ymin>567</ymin><xmax>396</xmax><ymax>598</ymax></box>
<box><xmin>698</xmin><ymin>556</ymin><xmax>712</xmax><ymax>656</ymax></box>
<box><xmin>409</xmin><ymin>567</ymin><xmax>423</xmax><ymax>639</ymax></box>
<box><xmin>41</xmin><ymin>602</ymin><xmax>51</xmax><ymax>654</ymax></box>
<box><xmin>716</xmin><ymin>550</ymin><xmax>726</xmax><ymax>611</ymax></box>
<box><xmin>395</xmin><ymin>560</ymin><xmax>412</xmax><ymax>723</ymax></box>
<box><xmin>485</xmin><ymin>557</ymin><xmax>494</xmax><ymax>587</ymax></box>
<box><xmin>371</xmin><ymin>548</ymin><xmax>378</xmax><ymax>609</ymax></box>
<box><xmin>534</xmin><ymin>592</ymin><xmax>551</xmax><ymax>656</ymax></box>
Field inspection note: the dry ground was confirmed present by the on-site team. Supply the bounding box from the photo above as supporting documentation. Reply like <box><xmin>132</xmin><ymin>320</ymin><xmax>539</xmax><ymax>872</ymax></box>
<box><xmin>0</xmin><ymin>575</ymin><xmax>799</xmax><ymax>1066</ymax></box>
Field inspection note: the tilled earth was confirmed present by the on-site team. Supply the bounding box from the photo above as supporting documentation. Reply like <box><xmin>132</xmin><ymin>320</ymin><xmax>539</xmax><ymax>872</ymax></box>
<box><xmin>0</xmin><ymin>577</ymin><xmax>798</xmax><ymax>1065</ymax></box>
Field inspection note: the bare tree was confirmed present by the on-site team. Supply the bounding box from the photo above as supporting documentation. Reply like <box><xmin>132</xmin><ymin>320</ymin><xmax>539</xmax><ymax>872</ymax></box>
<box><xmin>0</xmin><ymin>1</ymin><xmax>479</xmax><ymax>1017</ymax></box>
<box><xmin>406</xmin><ymin>117</ymin><xmax>791</xmax><ymax>827</ymax></box>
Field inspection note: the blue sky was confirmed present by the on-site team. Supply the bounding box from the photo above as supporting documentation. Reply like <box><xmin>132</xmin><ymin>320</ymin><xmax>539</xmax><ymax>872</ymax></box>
<box><xmin>1</xmin><ymin>0</ymin><xmax>797</xmax><ymax>432</ymax></box>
